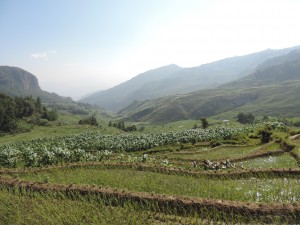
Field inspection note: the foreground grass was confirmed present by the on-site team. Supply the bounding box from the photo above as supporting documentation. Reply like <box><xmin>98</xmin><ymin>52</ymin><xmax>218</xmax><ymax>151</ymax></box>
<box><xmin>2</xmin><ymin>187</ymin><xmax>292</xmax><ymax>225</ymax></box>
<box><xmin>0</xmin><ymin>188</ymin><xmax>205</xmax><ymax>225</ymax></box>
<box><xmin>16</xmin><ymin>167</ymin><xmax>300</xmax><ymax>203</ymax></box>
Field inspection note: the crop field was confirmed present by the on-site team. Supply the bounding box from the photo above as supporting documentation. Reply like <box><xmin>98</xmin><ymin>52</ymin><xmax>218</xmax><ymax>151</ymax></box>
<box><xmin>0</xmin><ymin>122</ymin><xmax>300</xmax><ymax>224</ymax></box>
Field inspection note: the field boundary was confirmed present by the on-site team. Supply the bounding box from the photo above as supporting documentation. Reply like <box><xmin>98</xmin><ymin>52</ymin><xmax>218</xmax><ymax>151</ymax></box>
<box><xmin>0</xmin><ymin>176</ymin><xmax>299</xmax><ymax>223</ymax></box>
<box><xmin>154</xmin><ymin>144</ymin><xmax>253</xmax><ymax>156</ymax></box>
<box><xmin>1</xmin><ymin>162</ymin><xmax>300</xmax><ymax>179</ymax></box>
<box><xmin>167</xmin><ymin>149</ymin><xmax>285</xmax><ymax>164</ymax></box>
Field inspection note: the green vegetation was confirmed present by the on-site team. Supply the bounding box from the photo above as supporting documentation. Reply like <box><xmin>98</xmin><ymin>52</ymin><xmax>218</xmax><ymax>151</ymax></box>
<box><xmin>0</xmin><ymin>121</ymin><xmax>299</xmax><ymax>224</ymax></box>
<box><xmin>165</xmin><ymin>146</ymin><xmax>257</xmax><ymax>161</ymax></box>
<box><xmin>0</xmin><ymin>188</ymin><xmax>187</xmax><ymax>225</ymax></box>
<box><xmin>237</xmin><ymin>112</ymin><xmax>255</xmax><ymax>124</ymax></box>
<box><xmin>0</xmin><ymin>123</ymin><xmax>286</xmax><ymax>168</ymax></box>
<box><xmin>118</xmin><ymin>51</ymin><xmax>300</xmax><ymax>123</ymax></box>
<box><xmin>79</xmin><ymin>115</ymin><xmax>99</xmax><ymax>126</ymax></box>
<box><xmin>200</xmin><ymin>118</ymin><xmax>209</xmax><ymax>129</ymax></box>
<box><xmin>82</xmin><ymin>47</ymin><xmax>298</xmax><ymax>113</ymax></box>
<box><xmin>237</xmin><ymin>154</ymin><xmax>298</xmax><ymax>169</ymax></box>
<box><xmin>17</xmin><ymin>167</ymin><xmax>300</xmax><ymax>203</ymax></box>
<box><xmin>108</xmin><ymin>120</ymin><xmax>137</xmax><ymax>132</ymax></box>
<box><xmin>3</xmin><ymin>47</ymin><xmax>300</xmax><ymax>224</ymax></box>
<box><xmin>0</xmin><ymin>93</ymin><xmax>58</xmax><ymax>133</ymax></box>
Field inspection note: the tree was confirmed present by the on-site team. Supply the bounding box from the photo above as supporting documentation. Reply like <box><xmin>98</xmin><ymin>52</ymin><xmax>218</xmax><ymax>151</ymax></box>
<box><xmin>36</xmin><ymin>96</ymin><xmax>42</xmax><ymax>111</ymax></box>
<box><xmin>79</xmin><ymin>115</ymin><xmax>99</xmax><ymax>126</ymax></box>
<box><xmin>117</xmin><ymin>121</ymin><xmax>125</xmax><ymax>130</ymax></box>
<box><xmin>200</xmin><ymin>118</ymin><xmax>209</xmax><ymax>129</ymax></box>
<box><xmin>237</xmin><ymin>112</ymin><xmax>255</xmax><ymax>124</ymax></box>
<box><xmin>0</xmin><ymin>94</ymin><xmax>17</xmax><ymax>132</ymax></box>
<box><xmin>262</xmin><ymin>115</ymin><xmax>269</xmax><ymax>122</ymax></box>
<box><xmin>258</xmin><ymin>125</ymin><xmax>272</xmax><ymax>143</ymax></box>
<box><xmin>46</xmin><ymin>109</ymin><xmax>59</xmax><ymax>121</ymax></box>
<box><xmin>125</xmin><ymin>125</ymin><xmax>137</xmax><ymax>132</ymax></box>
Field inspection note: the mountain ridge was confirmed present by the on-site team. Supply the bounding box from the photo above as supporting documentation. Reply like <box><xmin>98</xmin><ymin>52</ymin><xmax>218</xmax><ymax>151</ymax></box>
<box><xmin>81</xmin><ymin>46</ymin><xmax>300</xmax><ymax>112</ymax></box>
<box><xmin>80</xmin><ymin>64</ymin><xmax>182</xmax><ymax>111</ymax></box>
<box><xmin>119</xmin><ymin>49</ymin><xmax>300</xmax><ymax>122</ymax></box>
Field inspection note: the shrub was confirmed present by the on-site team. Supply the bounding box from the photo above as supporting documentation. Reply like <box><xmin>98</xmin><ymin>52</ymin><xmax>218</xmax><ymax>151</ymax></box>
<box><xmin>79</xmin><ymin>116</ymin><xmax>99</xmax><ymax>126</ymax></box>
<box><xmin>258</xmin><ymin>125</ymin><xmax>273</xmax><ymax>143</ymax></box>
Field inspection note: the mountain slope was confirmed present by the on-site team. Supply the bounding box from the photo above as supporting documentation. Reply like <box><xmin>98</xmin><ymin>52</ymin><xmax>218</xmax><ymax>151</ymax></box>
<box><xmin>0</xmin><ymin>66</ymin><xmax>73</xmax><ymax>103</ymax></box>
<box><xmin>222</xmin><ymin>49</ymin><xmax>300</xmax><ymax>89</ymax></box>
<box><xmin>81</xmin><ymin>46</ymin><xmax>300</xmax><ymax>112</ymax></box>
<box><xmin>81</xmin><ymin>64</ymin><xmax>182</xmax><ymax>111</ymax></box>
<box><xmin>120</xmin><ymin>50</ymin><xmax>300</xmax><ymax>122</ymax></box>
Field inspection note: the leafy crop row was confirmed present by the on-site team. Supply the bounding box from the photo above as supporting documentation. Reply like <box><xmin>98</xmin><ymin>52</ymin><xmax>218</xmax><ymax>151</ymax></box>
<box><xmin>0</xmin><ymin>122</ymin><xmax>286</xmax><ymax>167</ymax></box>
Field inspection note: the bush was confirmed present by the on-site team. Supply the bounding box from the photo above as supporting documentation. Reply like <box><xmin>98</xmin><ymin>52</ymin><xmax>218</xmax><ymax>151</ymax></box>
<box><xmin>237</xmin><ymin>112</ymin><xmax>255</xmax><ymax>124</ymax></box>
<box><xmin>79</xmin><ymin>116</ymin><xmax>99</xmax><ymax>126</ymax></box>
<box><xmin>43</xmin><ymin>109</ymin><xmax>59</xmax><ymax>121</ymax></box>
<box><xmin>258</xmin><ymin>125</ymin><xmax>273</xmax><ymax>143</ymax></box>
<box><xmin>210</xmin><ymin>140</ymin><xmax>221</xmax><ymax>148</ymax></box>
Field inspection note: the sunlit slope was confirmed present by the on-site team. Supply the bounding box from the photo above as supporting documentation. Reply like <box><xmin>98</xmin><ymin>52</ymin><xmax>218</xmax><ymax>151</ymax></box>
<box><xmin>121</xmin><ymin>50</ymin><xmax>300</xmax><ymax>122</ymax></box>
<box><xmin>81</xmin><ymin>46</ymin><xmax>299</xmax><ymax>112</ymax></box>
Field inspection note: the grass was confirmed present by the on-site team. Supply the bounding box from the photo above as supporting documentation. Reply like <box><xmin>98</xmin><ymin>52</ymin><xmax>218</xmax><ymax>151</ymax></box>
<box><xmin>0</xmin><ymin>124</ymin><xmax>121</xmax><ymax>146</ymax></box>
<box><xmin>136</xmin><ymin>120</ymin><xmax>199</xmax><ymax>133</ymax></box>
<box><xmin>0</xmin><ymin>188</ymin><xmax>200</xmax><ymax>225</ymax></box>
<box><xmin>237</xmin><ymin>154</ymin><xmax>299</xmax><ymax>169</ymax></box>
<box><xmin>137</xmin><ymin>119</ymin><xmax>244</xmax><ymax>133</ymax></box>
<box><xmin>15</xmin><ymin>167</ymin><xmax>300</xmax><ymax>204</ymax></box>
<box><xmin>256</xmin><ymin>142</ymin><xmax>281</xmax><ymax>152</ymax></box>
<box><xmin>165</xmin><ymin>146</ymin><xmax>257</xmax><ymax>161</ymax></box>
<box><xmin>1</xmin><ymin>123</ymin><xmax>299</xmax><ymax>224</ymax></box>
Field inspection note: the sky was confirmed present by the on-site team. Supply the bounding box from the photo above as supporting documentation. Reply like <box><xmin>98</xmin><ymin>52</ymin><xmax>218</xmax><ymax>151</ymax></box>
<box><xmin>1</xmin><ymin>0</ymin><xmax>300</xmax><ymax>100</ymax></box>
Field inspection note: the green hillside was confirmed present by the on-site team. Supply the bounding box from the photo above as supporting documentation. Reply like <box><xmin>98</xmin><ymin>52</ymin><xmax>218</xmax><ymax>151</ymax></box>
<box><xmin>81</xmin><ymin>64</ymin><xmax>182</xmax><ymax>111</ymax></box>
<box><xmin>223</xmin><ymin>49</ymin><xmax>300</xmax><ymax>88</ymax></box>
<box><xmin>120</xmin><ymin>50</ymin><xmax>300</xmax><ymax>122</ymax></box>
<box><xmin>81</xmin><ymin>46</ymin><xmax>300</xmax><ymax>112</ymax></box>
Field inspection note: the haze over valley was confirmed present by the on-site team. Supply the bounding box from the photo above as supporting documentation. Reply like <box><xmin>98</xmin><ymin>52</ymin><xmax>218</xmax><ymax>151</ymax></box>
<box><xmin>2</xmin><ymin>0</ymin><xmax>300</xmax><ymax>99</ymax></box>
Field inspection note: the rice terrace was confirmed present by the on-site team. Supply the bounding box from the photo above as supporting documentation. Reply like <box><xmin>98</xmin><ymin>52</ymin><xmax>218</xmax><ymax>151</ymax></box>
<box><xmin>1</xmin><ymin>122</ymin><xmax>300</xmax><ymax>224</ymax></box>
<box><xmin>2</xmin><ymin>1</ymin><xmax>300</xmax><ymax>224</ymax></box>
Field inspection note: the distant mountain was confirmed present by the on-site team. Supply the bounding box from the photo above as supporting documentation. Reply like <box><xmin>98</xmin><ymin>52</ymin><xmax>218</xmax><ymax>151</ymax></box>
<box><xmin>0</xmin><ymin>66</ymin><xmax>73</xmax><ymax>103</ymax></box>
<box><xmin>222</xmin><ymin>49</ymin><xmax>300</xmax><ymax>89</ymax></box>
<box><xmin>120</xmin><ymin>49</ymin><xmax>300</xmax><ymax>122</ymax></box>
<box><xmin>81</xmin><ymin>46</ymin><xmax>300</xmax><ymax>112</ymax></box>
<box><xmin>80</xmin><ymin>64</ymin><xmax>182</xmax><ymax>111</ymax></box>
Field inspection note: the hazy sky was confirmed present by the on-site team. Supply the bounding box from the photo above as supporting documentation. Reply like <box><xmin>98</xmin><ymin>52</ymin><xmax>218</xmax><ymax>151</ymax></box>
<box><xmin>1</xmin><ymin>0</ymin><xmax>300</xmax><ymax>99</ymax></box>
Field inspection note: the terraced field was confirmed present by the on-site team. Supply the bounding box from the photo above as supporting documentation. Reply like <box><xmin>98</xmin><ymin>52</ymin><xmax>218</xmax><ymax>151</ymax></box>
<box><xmin>0</xmin><ymin>123</ymin><xmax>299</xmax><ymax>224</ymax></box>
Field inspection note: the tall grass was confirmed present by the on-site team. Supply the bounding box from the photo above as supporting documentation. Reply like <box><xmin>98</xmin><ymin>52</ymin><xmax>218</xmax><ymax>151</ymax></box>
<box><xmin>16</xmin><ymin>167</ymin><xmax>300</xmax><ymax>203</ymax></box>
<box><xmin>237</xmin><ymin>154</ymin><xmax>298</xmax><ymax>169</ymax></box>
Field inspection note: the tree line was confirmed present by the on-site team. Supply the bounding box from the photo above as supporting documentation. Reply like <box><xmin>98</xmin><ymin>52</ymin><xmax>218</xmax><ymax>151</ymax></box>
<box><xmin>108</xmin><ymin>121</ymin><xmax>138</xmax><ymax>132</ymax></box>
<box><xmin>0</xmin><ymin>93</ymin><xmax>58</xmax><ymax>133</ymax></box>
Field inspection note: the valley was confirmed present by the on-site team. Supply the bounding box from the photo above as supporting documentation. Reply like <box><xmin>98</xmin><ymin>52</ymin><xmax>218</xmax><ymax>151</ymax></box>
<box><xmin>1</xmin><ymin>46</ymin><xmax>300</xmax><ymax>224</ymax></box>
